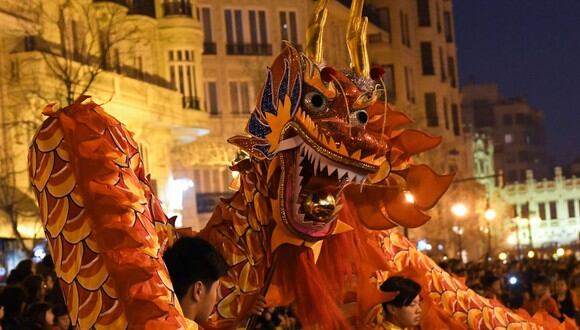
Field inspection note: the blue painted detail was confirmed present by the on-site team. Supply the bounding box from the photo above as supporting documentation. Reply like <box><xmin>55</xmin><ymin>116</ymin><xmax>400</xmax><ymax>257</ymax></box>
<box><xmin>290</xmin><ymin>75</ymin><xmax>301</xmax><ymax>115</ymax></box>
<box><xmin>260</xmin><ymin>70</ymin><xmax>277</xmax><ymax>116</ymax></box>
<box><xmin>253</xmin><ymin>144</ymin><xmax>273</xmax><ymax>158</ymax></box>
<box><xmin>248</xmin><ymin>112</ymin><xmax>272</xmax><ymax>139</ymax></box>
<box><xmin>278</xmin><ymin>60</ymin><xmax>290</xmax><ymax>102</ymax></box>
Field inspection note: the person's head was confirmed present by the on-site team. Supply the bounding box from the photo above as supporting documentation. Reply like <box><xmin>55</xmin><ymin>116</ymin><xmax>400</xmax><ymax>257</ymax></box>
<box><xmin>0</xmin><ymin>285</ymin><xmax>27</xmax><ymax>319</ymax></box>
<box><xmin>25</xmin><ymin>303</ymin><xmax>54</xmax><ymax>329</ymax></box>
<box><xmin>52</xmin><ymin>304</ymin><xmax>70</xmax><ymax>330</ymax></box>
<box><xmin>380</xmin><ymin>276</ymin><xmax>422</xmax><ymax>327</ymax></box>
<box><xmin>163</xmin><ymin>237</ymin><xmax>228</xmax><ymax>323</ymax></box>
<box><xmin>41</xmin><ymin>271</ymin><xmax>56</xmax><ymax>291</ymax></box>
<box><xmin>16</xmin><ymin>259</ymin><xmax>36</xmax><ymax>275</ymax></box>
<box><xmin>22</xmin><ymin>275</ymin><xmax>47</xmax><ymax>303</ymax></box>
<box><xmin>532</xmin><ymin>275</ymin><xmax>550</xmax><ymax>298</ymax></box>
<box><xmin>481</xmin><ymin>275</ymin><xmax>502</xmax><ymax>297</ymax></box>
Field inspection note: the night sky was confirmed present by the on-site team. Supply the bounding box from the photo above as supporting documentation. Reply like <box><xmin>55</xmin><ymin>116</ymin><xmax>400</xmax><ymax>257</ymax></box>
<box><xmin>454</xmin><ymin>1</ymin><xmax>580</xmax><ymax>166</ymax></box>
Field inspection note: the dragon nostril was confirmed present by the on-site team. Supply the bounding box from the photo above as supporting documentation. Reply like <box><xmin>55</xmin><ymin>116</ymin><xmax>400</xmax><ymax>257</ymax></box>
<box><xmin>356</xmin><ymin>110</ymin><xmax>368</xmax><ymax>124</ymax></box>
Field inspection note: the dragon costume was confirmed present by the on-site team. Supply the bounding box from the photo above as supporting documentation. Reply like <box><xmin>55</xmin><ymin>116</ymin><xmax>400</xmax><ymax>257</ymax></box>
<box><xmin>29</xmin><ymin>0</ymin><xmax>568</xmax><ymax>329</ymax></box>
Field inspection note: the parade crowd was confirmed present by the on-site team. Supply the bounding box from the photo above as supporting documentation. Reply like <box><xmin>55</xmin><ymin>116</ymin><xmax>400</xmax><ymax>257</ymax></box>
<box><xmin>0</xmin><ymin>252</ymin><xmax>577</xmax><ymax>330</ymax></box>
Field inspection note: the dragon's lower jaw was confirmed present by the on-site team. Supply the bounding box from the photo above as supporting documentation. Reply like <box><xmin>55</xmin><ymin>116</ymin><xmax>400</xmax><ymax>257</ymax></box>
<box><xmin>279</xmin><ymin>138</ymin><xmax>368</xmax><ymax>240</ymax></box>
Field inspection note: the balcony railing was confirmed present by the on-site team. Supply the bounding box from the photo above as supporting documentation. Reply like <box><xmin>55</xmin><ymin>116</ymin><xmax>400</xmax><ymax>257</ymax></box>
<box><xmin>182</xmin><ymin>96</ymin><xmax>200</xmax><ymax>110</ymax></box>
<box><xmin>226</xmin><ymin>43</ymin><xmax>272</xmax><ymax>56</ymax></box>
<box><xmin>127</xmin><ymin>0</ymin><xmax>156</xmax><ymax>18</ymax></box>
<box><xmin>19</xmin><ymin>36</ymin><xmax>174</xmax><ymax>90</ymax></box>
<box><xmin>162</xmin><ymin>1</ymin><xmax>192</xmax><ymax>17</ymax></box>
<box><xmin>203</xmin><ymin>42</ymin><xmax>217</xmax><ymax>55</ymax></box>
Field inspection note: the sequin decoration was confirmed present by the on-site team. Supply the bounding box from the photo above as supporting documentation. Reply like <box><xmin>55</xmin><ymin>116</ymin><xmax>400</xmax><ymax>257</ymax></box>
<box><xmin>260</xmin><ymin>70</ymin><xmax>277</xmax><ymax>116</ymax></box>
<box><xmin>278</xmin><ymin>60</ymin><xmax>290</xmax><ymax>102</ymax></box>
<box><xmin>290</xmin><ymin>76</ymin><xmax>302</xmax><ymax>115</ymax></box>
<box><xmin>248</xmin><ymin>112</ymin><xmax>272</xmax><ymax>140</ymax></box>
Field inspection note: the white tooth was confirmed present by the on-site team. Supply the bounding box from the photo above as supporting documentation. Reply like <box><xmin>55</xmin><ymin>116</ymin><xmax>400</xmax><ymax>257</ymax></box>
<box><xmin>327</xmin><ymin>165</ymin><xmax>337</xmax><ymax>176</ymax></box>
<box><xmin>337</xmin><ymin>168</ymin><xmax>347</xmax><ymax>180</ymax></box>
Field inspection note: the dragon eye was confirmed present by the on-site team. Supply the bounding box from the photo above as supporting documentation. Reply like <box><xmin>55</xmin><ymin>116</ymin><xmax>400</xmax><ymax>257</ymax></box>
<box><xmin>303</xmin><ymin>91</ymin><xmax>327</xmax><ymax>112</ymax></box>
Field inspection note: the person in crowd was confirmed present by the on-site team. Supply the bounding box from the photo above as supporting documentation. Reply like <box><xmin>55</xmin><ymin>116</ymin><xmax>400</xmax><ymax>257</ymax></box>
<box><xmin>51</xmin><ymin>304</ymin><xmax>70</xmax><ymax>330</ymax></box>
<box><xmin>22</xmin><ymin>275</ymin><xmax>47</xmax><ymax>306</ymax></box>
<box><xmin>22</xmin><ymin>303</ymin><xmax>54</xmax><ymax>330</ymax></box>
<box><xmin>524</xmin><ymin>275</ymin><xmax>561</xmax><ymax>319</ymax></box>
<box><xmin>6</xmin><ymin>259</ymin><xmax>35</xmax><ymax>285</ymax></box>
<box><xmin>163</xmin><ymin>237</ymin><xmax>230</xmax><ymax>328</ymax></box>
<box><xmin>0</xmin><ymin>286</ymin><xmax>27</xmax><ymax>330</ymax></box>
<box><xmin>553</xmin><ymin>273</ymin><xmax>579</xmax><ymax>321</ymax></box>
<box><xmin>481</xmin><ymin>274</ymin><xmax>504</xmax><ymax>303</ymax></box>
<box><xmin>379</xmin><ymin>276</ymin><xmax>422</xmax><ymax>330</ymax></box>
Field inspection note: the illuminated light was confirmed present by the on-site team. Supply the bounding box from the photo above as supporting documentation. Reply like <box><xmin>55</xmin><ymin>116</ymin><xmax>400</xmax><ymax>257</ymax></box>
<box><xmin>498</xmin><ymin>252</ymin><xmax>508</xmax><ymax>261</ymax></box>
<box><xmin>484</xmin><ymin>208</ymin><xmax>496</xmax><ymax>221</ymax></box>
<box><xmin>0</xmin><ymin>266</ymin><xmax>5</xmax><ymax>277</ymax></box>
<box><xmin>426</xmin><ymin>243</ymin><xmax>432</xmax><ymax>251</ymax></box>
<box><xmin>451</xmin><ymin>203</ymin><xmax>468</xmax><ymax>217</ymax></box>
<box><xmin>509</xmin><ymin>276</ymin><xmax>518</xmax><ymax>285</ymax></box>
<box><xmin>403</xmin><ymin>190</ymin><xmax>415</xmax><ymax>204</ymax></box>
<box><xmin>167</xmin><ymin>178</ymin><xmax>194</xmax><ymax>211</ymax></box>
<box><xmin>437</xmin><ymin>244</ymin><xmax>444</xmax><ymax>251</ymax></box>
<box><xmin>556</xmin><ymin>248</ymin><xmax>565</xmax><ymax>257</ymax></box>
<box><xmin>530</xmin><ymin>216</ymin><xmax>541</xmax><ymax>226</ymax></box>
<box><xmin>527</xmin><ymin>250</ymin><xmax>535</xmax><ymax>258</ymax></box>
<box><xmin>33</xmin><ymin>246</ymin><xmax>46</xmax><ymax>263</ymax></box>
<box><xmin>231</xmin><ymin>170</ymin><xmax>240</xmax><ymax>179</ymax></box>
<box><xmin>506</xmin><ymin>233</ymin><xmax>517</xmax><ymax>246</ymax></box>
<box><xmin>417</xmin><ymin>239</ymin><xmax>429</xmax><ymax>251</ymax></box>
<box><xmin>442</xmin><ymin>256</ymin><xmax>448</xmax><ymax>261</ymax></box>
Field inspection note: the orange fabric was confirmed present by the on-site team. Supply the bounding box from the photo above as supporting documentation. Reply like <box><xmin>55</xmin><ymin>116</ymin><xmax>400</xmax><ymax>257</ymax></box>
<box><xmin>525</xmin><ymin>295</ymin><xmax>562</xmax><ymax>319</ymax></box>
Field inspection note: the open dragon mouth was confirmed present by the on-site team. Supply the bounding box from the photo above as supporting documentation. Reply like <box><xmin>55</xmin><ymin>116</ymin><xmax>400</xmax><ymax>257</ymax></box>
<box><xmin>280</xmin><ymin>137</ymin><xmax>368</xmax><ymax>240</ymax></box>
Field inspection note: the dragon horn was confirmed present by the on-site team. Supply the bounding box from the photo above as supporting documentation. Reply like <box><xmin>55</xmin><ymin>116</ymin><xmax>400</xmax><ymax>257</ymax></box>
<box><xmin>304</xmin><ymin>0</ymin><xmax>328</xmax><ymax>63</ymax></box>
<box><xmin>346</xmin><ymin>0</ymin><xmax>370</xmax><ymax>77</ymax></box>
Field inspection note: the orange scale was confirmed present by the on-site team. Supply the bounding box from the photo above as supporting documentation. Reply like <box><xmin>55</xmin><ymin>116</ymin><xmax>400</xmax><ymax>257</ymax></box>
<box><xmin>107</xmin><ymin>126</ymin><xmax>132</xmax><ymax>154</ymax></box>
<box><xmin>77</xmin><ymin>246</ymin><xmax>109</xmax><ymax>291</ymax></box>
<box><xmin>62</xmin><ymin>200</ymin><xmax>91</xmax><ymax>244</ymax></box>
<box><xmin>59</xmin><ymin>238</ymin><xmax>84</xmax><ymax>283</ymax></box>
<box><xmin>59</xmin><ymin>280</ymin><xmax>80</xmax><ymax>326</ymax></box>
<box><xmin>45</xmin><ymin>196</ymin><xmax>68</xmax><ymax>238</ymax></box>
<box><xmin>33</xmin><ymin>151</ymin><xmax>54</xmax><ymax>191</ymax></box>
<box><xmin>46</xmin><ymin>162</ymin><xmax>76</xmax><ymax>198</ymax></box>
<box><xmin>77</xmin><ymin>285</ymin><xmax>103</xmax><ymax>329</ymax></box>
<box><xmin>35</xmin><ymin>118</ymin><xmax>64</xmax><ymax>152</ymax></box>
<box><xmin>95</xmin><ymin>293</ymin><xmax>127</xmax><ymax>330</ymax></box>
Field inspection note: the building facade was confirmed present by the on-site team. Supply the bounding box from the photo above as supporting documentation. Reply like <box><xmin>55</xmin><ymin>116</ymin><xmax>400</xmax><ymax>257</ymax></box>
<box><xmin>0</xmin><ymin>0</ymin><xmax>210</xmax><ymax>247</ymax></box>
<box><xmin>502</xmin><ymin>167</ymin><xmax>580</xmax><ymax>247</ymax></box>
<box><xmin>462</xmin><ymin>83</ymin><xmax>548</xmax><ymax>183</ymax></box>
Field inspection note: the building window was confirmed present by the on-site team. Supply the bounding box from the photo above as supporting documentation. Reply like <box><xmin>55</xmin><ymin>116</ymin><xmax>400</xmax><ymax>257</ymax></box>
<box><xmin>538</xmin><ymin>202</ymin><xmax>546</xmax><ymax>220</ymax></box>
<box><xmin>518</xmin><ymin>150</ymin><xmax>529</xmax><ymax>162</ymax></box>
<box><xmin>436</xmin><ymin>1</ymin><xmax>441</xmax><ymax>33</ymax></box>
<box><xmin>204</xmin><ymin>81</ymin><xmax>218</xmax><ymax>115</ymax></box>
<box><xmin>200</xmin><ymin>7</ymin><xmax>216</xmax><ymax>54</ymax></box>
<box><xmin>549</xmin><ymin>201</ymin><xmax>557</xmax><ymax>220</ymax></box>
<box><xmin>225</xmin><ymin>9</ymin><xmax>271</xmax><ymax>55</ymax></box>
<box><xmin>382</xmin><ymin>65</ymin><xmax>396</xmax><ymax>102</ymax></box>
<box><xmin>503</xmin><ymin>114</ymin><xmax>513</xmax><ymax>126</ymax></box>
<box><xmin>400</xmin><ymin>11</ymin><xmax>411</xmax><ymax>47</ymax></box>
<box><xmin>451</xmin><ymin>103</ymin><xmax>460</xmax><ymax>136</ymax></box>
<box><xmin>443</xmin><ymin>97</ymin><xmax>449</xmax><ymax>130</ymax></box>
<box><xmin>512</xmin><ymin>204</ymin><xmax>518</xmax><ymax>217</ymax></box>
<box><xmin>404</xmin><ymin>66</ymin><xmax>415</xmax><ymax>102</ymax></box>
<box><xmin>515</xmin><ymin>113</ymin><xmax>527</xmax><ymax>125</ymax></box>
<box><xmin>229</xmin><ymin>81</ymin><xmax>252</xmax><ymax>115</ymax></box>
<box><xmin>279</xmin><ymin>11</ymin><xmax>298</xmax><ymax>47</ymax></box>
<box><xmin>447</xmin><ymin>56</ymin><xmax>457</xmax><ymax>87</ymax></box>
<box><xmin>424</xmin><ymin>93</ymin><xmax>438</xmax><ymax>127</ymax></box>
<box><xmin>521</xmin><ymin>202</ymin><xmax>530</xmax><ymax>219</ymax></box>
<box><xmin>417</xmin><ymin>0</ymin><xmax>430</xmax><ymax>27</ymax></box>
<box><xmin>443</xmin><ymin>11</ymin><xmax>453</xmax><ymax>42</ymax></box>
<box><xmin>504</xmin><ymin>134</ymin><xmax>513</xmax><ymax>144</ymax></box>
<box><xmin>420</xmin><ymin>42</ymin><xmax>434</xmax><ymax>75</ymax></box>
<box><xmin>568</xmin><ymin>200</ymin><xmax>576</xmax><ymax>218</ymax></box>
<box><xmin>377</xmin><ymin>7</ymin><xmax>391</xmax><ymax>43</ymax></box>
<box><xmin>439</xmin><ymin>47</ymin><xmax>446</xmax><ymax>82</ymax></box>
<box><xmin>169</xmin><ymin>49</ymin><xmax>199</xmax><ymax>109</ymax></box>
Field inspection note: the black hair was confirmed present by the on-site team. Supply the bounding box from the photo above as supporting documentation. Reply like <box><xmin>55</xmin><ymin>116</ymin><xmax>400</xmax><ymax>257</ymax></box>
<box><xmin>481</xmin><ymin>274</ymin><xmax>500</xmax><ymax>289</ymax></box>
<box><xmin>0</xmin><ymin>285</ymin><xmax>27</xmax><ymax>319</ymax></box>
<box><xmin>532</xmin><ymin>275</ymin><xmax>550</xmax><ymax>286</ymax></box>
<box><xmin>163</xmin><ymin>237</ymin><xmax>229</xmax><ymax>301</ymax></box>
<box><xmin>22</xmin><ymin>275</ymin><xmax>45</xmax><ymax>304</ymax></box>
<box><xmin>23</xmin><ymin>303</ymin><xmax>52</xmax><ymax>330</ymax></box>
<box><xmin>380</xmin><ymin>276</ymin><xmax>422</xmax><ymax>312</ymax></box>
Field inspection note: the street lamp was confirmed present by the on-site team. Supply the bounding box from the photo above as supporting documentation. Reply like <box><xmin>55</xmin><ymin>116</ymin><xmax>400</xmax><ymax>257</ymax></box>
<box><xmin>451</xmin><ymin>203</ymin><xmax>467</xmax><ymax>260</ymax></box>
<box><xmin>484</xmin><ymin>207</ymin><xmax>496</xmax><ymax>259</ymax></box>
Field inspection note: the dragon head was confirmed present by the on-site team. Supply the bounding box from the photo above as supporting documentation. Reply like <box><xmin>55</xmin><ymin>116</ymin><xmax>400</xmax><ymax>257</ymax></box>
<box><xmin>229</xmin><ymin>0</ymin><xmax>453</xmax><ymax>256</ymax></box>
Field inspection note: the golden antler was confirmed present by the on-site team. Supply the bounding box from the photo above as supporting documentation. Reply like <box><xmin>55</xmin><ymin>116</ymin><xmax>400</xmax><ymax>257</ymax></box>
<box><xmin>305</xmin><ymin>0</ymin><xmax>328</xmax><ymax>63</ymax></box>
<box><xmin>346</xmin><ymin>0</ymin><xmax>370</xmax><ymax>77</ymax></box>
